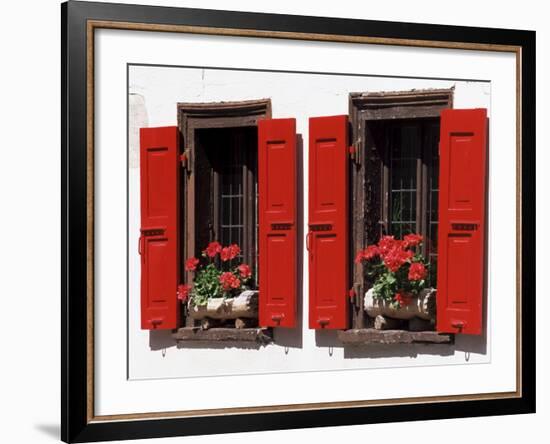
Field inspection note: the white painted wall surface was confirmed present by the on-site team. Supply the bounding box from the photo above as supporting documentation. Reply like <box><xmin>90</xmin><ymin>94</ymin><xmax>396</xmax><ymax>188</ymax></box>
<box><xmin>128</xmin><ymin>66</ymin><xmax>491</xmax><ymax>379</ymax></box>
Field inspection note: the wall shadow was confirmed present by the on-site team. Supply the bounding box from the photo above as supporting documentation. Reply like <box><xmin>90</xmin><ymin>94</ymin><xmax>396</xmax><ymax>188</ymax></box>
<box><xmin>453</xmin><ymin>332</ymin><xmax>488</xmax><ymax>355</ymax></box>
<box><xmin>34</xmin><ymin>423</ymin><xmax>60</xmax><ymax>440</ymax></box>
<box><xmin>315</xmin><ymin>329</ymin><xmax>345</xmax><ymax>348</ymax></box>
<box><xmin>343</xmin><ymin>342</ymin><xmax>456</xmax><ymax>359</ymax></box>
<box><xmin>149</xmin><ymin>330</ymin><xmax>178</xmax><ymax>350</ymax></box>
<box><xmin>315</xmin><ymin>327</ymin><xmax>486</xmax><ymax>359</ymax></box>
<box><xmin>274</xmin><ymin>133</ymin><xmax>304</xmax><ymax>349</ymax></box>
<box><xmin>175</xmin><ymin>341</ymin><xmax>266</xmax><ymax>351</ymax></box>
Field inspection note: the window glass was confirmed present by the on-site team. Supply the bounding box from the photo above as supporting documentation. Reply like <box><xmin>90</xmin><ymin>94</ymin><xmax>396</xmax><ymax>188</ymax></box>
<box><xmin>389</xmin><ymin>124</ymin><xmax>419</xmax><ymax>238</ymax></box>
<box><xmin>220</xmin><ymin>160</ymin><xmax>244</xmax><ymax>261</ymax></box>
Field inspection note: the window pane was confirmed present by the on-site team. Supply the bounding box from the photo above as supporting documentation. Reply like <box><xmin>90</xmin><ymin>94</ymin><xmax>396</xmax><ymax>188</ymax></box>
<box><xmin>220</xmin><ymin>151</ymin><xmax>244</xmax><ymax>257</ymax></box>
<box><xmin>389</xmin><ymin>124</ymin><xmax>418</xmax><ymax>239</ymax></box>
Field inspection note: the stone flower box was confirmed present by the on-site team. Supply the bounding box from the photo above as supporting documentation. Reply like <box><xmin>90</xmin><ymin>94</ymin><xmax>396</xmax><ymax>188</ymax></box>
<box><xmin>187</xmin><ymin>290</ymin><xmax>258</xmax><ymax>329</ymax></box>
<box><xmin>364</xmin><ymin>287</ymin><xmax>436</xmax><ymax>331</ymax></box>
<box><xmin>364</xmin><ymin>287</ymin><xmax>436</xmax><ymax>321</ymax></box>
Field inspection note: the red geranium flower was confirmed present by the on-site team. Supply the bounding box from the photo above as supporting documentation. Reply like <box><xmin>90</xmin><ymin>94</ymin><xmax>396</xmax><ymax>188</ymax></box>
<box><xmin>403</xmin><ymin>233</ymin><xmax>423</xmax><ymax>248</ymax></box>
<box><xmin>220</xmin><ymin>247</ymin><xmax>231</xmax><ymax>262</ymax></box>
<box><xmin>237</xmin><ymin>264</ymin><xmax>252</xmax><ymax>279</ymax></box>
<box><xmin>185</xmin><ymin>257</ymin><xmax>199</xmax><ymax>271</ymax></box>
<box><xmin>378</xmin><ymin>235</ymin><xmax>398</xmax><ymax>259</ymax></box>
<box><xmin>204</xmin><ymin>241</ymin><xmax>222</xmax><ymax>258</ymax></box>
<box><xmin>363</xmin><ymin>245</ymin><xmax>379</xmax><ymax>260</ymax></box>
<box><xmin>220</xmin><ymin>244</ymin><xmax>241</xmax><ymax>261</ymax></box>
<box><xmin>228</xmin><ymin>244</ymin><xmax>240</xmax><ymax>260</ymax></box>
<box><xmin>177</xmin><ymin>284</ymin><xmax>191</xmax><ymax>302</ymax></box>
<box><xmin>408</xmin><ymin>262</ymin><xmax>427</xmax><ymax>281</ymax></box>
<box><xmin>219</xmin><ymin>272</ymin><xmax>241</xmax><ymax>291</ymax></box>
<box><xmin>394</xmin><ymin>291</ymin><xmax>413</xmax><ymax>307</ymax></box>
<box><xmin>354</xmin><ymin>245</ymin><xmax>380</xmax><ymax>263</ymax></box>
<box><xmin>383</xmin><ymin>246</ymin><xmax>413</xmax><ymax>272</ymax></box>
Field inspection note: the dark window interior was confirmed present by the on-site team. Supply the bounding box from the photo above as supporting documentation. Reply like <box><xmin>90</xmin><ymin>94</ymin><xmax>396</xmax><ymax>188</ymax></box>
<box><xmin>368</xmin><ymin>118</ymin><xmax>440</xmax><ymax>286</ymax></box>
<box><xmin>424</xmin><ymin>121</ymin><xmax>440</xmax><ymax>286</ymax></box>
<box><xmin>195</xmin><ymin>126</ymin><xmax>258</xmax><ymax>283</ymax></box>
<box><xmin>388</xmin><ymin>123</ymin><xmax>419</xmax><ymax>238</ymax></box>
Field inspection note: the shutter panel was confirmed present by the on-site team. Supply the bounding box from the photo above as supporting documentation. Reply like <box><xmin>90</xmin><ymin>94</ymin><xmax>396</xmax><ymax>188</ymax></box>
<box><xmin>436</xmin><ymin>109</ymin><xmax>487</xmax><ymax>335</ymax></box>
<box><xmin>258</xmin><ymin>118</ymin><xmax>297</xmax><ymax>328</ymax></box>
<box><xmin>308</xmin><ymin>115</ymin><xmax>349</xmax><ymax>329</ymax></box>
<box><xmin>139</xmin><ymin>126</ymin><xmax>180</xmax><ymax>330</ymax></box>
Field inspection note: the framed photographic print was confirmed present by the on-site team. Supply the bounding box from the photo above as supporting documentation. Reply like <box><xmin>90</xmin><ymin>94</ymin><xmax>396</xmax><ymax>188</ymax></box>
<box><xmin>61</xmin><ymin>0</ymin><xmax>536</xmax><ymax>442</ymax></box>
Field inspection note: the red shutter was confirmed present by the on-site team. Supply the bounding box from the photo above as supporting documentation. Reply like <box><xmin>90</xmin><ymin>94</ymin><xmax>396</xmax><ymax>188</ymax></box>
<box><xmin>258</xmin><ymin>118</ymin><xmax>297</xmax><ymax>328</ymax></box>
<box><xmin>436</xmin><ymin>109</ymin><xmax>487</xmax><ymax>335</ymax></box>
<box><xmin>308</xmin><ymin>115</ymin><xmax>349</xmax><ymax>329</ymax></box>
<box><xmin>139</xmin><ymin>126</ymin><xmax>180</xmax><ymax>330</ymax></box>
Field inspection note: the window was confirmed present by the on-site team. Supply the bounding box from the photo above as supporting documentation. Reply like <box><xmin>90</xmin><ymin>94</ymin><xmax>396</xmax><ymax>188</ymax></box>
<box><xmin>349</xmin><ymin>89</ymin><xmax>453</xmax><ymax>328</ymax></box>
<box><xmin>140</xmin><ymin>101</ymin><xmax>300</xmax><ymax>333</ymax></box>
<box><xmin>308</xmin><ymin>96</ymin><xmax>487</xmax><ymax>337</ymax></box>
<box><xmin>174</xmin><ymin>100</ymin><xmax>271</xmax><ymax>328</ymax></box>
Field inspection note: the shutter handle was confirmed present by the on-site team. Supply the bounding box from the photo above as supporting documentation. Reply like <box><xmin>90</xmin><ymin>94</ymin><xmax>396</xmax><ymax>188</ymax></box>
<box><xmin>317</xmin><ymin>317</ymin><xmax>330</xmax><ymax>328</ymax></box>
<box><xmin>306</xmin><ymin>232</ymin><xmax>312</xmax><ymax>252</ymax></box>
<box><xmin>138</xmin><ymin>236</ymin><xmax>143</xmax><ymax>255</ymax></box>
<box><xmin>271</xmin><ymin>313</ymin><xmax>284</xmax><ymax>324</ymax></box>
<box><xmin>149</xmin><ymin>318</ymin><xmax>163</xmax><ymax>328</ymax></box>
<box><xmin>451</xmin><ymin>320</ymin><xmax>465</xmax><ymax>332</ymax></box>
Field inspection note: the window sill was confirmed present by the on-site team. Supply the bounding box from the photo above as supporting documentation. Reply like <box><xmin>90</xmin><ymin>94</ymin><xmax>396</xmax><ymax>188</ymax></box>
<box><xmin>337</xmin><ymin>328</ymin><xmax>454</xmax><ymax>345</ymax></box>
<box><xmin>172</xmin><ymin>327</ymin><xmax>273</xmax><ymax>345</ymax></box>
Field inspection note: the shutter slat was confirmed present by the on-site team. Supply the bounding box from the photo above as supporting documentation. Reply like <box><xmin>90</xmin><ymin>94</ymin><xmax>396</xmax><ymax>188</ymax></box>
<box><xmin>436</xmin><ymin>109</ymin><xmax>487</xmax><ymax>335</ymax></box>
<box><xmin>258</xmin><ymin>118</ymin><xmax>297</xmax><ymax>328</ymax></box>
<box><xmin>139</xmin><ymin>126</ymin><xmax>180</xmax><ymax>330</ymax></box>
<box><xmin>308</xmin><ymin>115</ymin><xmax>349</xmax><ymax>330</ymax></box>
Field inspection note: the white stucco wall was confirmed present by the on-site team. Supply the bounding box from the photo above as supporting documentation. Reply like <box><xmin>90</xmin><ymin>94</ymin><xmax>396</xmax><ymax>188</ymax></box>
<box><xmin>128</xmin><ymin>65</ymin><xmax>491</xmax><ymax>379</ymax></box>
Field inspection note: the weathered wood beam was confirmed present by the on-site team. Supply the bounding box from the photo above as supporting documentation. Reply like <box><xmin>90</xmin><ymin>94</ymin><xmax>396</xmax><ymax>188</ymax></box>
<box><xmin>173</xmin><ymin>327</ymin><xmax>273</xmax><ymax>344</ymax></box>
<box><xmin>337</xmin><ymin>328</ymin><xmax>453</xmax><ymax>345</ymax></box>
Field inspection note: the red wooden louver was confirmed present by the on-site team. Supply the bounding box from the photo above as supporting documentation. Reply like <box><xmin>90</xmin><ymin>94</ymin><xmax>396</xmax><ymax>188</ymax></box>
<box><xmin>308</xmin><ymin>115</ymin><xmax>349</xmax><ymax>329</ymax></box>
<box><xmin>258</xmin><ymin>118</ymin><xmax>297</xmax><ymax>328</ymax></box>
<box><xmin>139</xmin><ymin>126</ymin><xmax>180</xmax><ymax>330</ymax></box>
<box><xmin>436</xmin><ymin>109</ymin><xmax>487</xmax><ymax>335</ymax></box>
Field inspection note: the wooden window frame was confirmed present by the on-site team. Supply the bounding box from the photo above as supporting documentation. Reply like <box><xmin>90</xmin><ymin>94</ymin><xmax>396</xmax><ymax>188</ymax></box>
<box><xmin>348</xmin><ymin>88</ymin><xmax>453</xmax><ymax>329</ymax></box>
<box><xmin>177</xmin><ymin>99</ymin><xmax>272</xmax><ymax>325</ymax></box>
